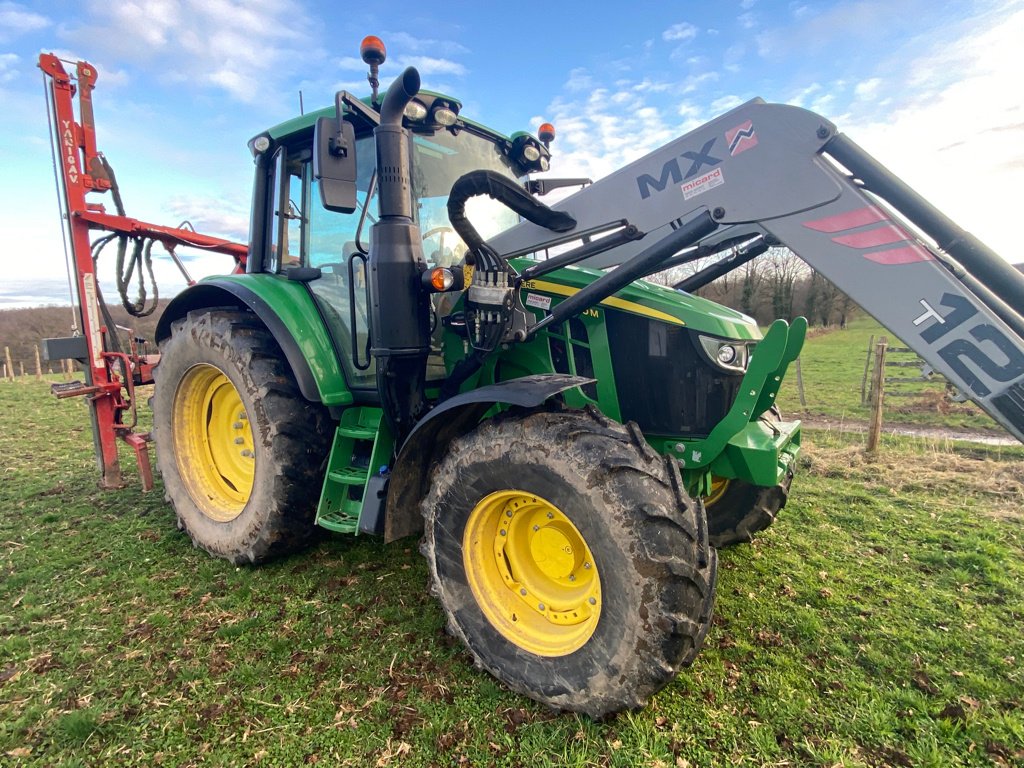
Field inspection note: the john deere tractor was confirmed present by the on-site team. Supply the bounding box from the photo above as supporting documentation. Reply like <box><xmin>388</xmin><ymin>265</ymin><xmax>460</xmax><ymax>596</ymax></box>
<box><xmin>144</xmin><ymin>39</ymin><xmax>802</xmax><ymax>716</ymax></box>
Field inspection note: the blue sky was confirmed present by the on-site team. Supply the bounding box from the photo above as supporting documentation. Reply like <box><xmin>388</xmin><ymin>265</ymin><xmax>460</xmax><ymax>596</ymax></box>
<box><xmin>1</xmin><ymin>0</ymin><xmax>1021</xmax><ymax>307</ymax></box>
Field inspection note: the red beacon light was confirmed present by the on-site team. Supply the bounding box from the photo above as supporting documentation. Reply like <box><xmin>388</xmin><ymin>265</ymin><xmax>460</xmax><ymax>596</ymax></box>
<box><xmin>538</xmin><ymin>122</ymin><xmax>556</xmax><ymax>148</ymax></box>
<box><xmin>360</xmin><ymin>36</ymin><xmax>387</xmax><ymax>104</ymax></box>
<box><xmin>360</xmin><ymin>35</ymin><xmax>387</xmax><ymax>66</ymax></box>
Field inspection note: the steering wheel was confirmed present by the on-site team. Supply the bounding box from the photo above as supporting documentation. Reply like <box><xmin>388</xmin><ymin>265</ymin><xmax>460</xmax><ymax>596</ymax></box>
<box><xmin>422</xmin><ymin>226</ymin><xmax>461</xmax><ymax>266</ymax></box>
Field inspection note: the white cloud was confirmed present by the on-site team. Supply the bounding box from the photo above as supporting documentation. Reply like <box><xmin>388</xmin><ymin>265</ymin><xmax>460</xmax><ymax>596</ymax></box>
<box><xmin>710</xmin><ymin>94</ymin><xmax>745</xmax><ymax>113</ymax></box>
<box><xmin>663</xmin><ymin>22</ymin><xmax>698</xmax><ymax>42</ymax></box>
<box><xmin>384</xmin><ymin>31</ymin><xmax>469</xmax><ymax>57</ymax></box>
<box><xmin>853</xmin><ymin>77</ymin><xmax>882</xmax><ymax>100</ymax></box>
<box><xmin>565</xmin><ymin>67</ymin><xmax>594</xmax><ymax>92</ymax></box>
<box><xmin>682</xmin><ymin>71</ymin><xmax>720</xmax><ymax>94</ymax></box>
<box><xmin>738</xmin><ymin>12</ymin><xmax>757</xmax><ymax>29</ymax></box>
<box><xmin>335</xmin><ymin>56</ymin><xmax>365</xmax><ymax>72</ymax></box>
<box><xmin>0</xmin><ymin>51</ymin><xmax>17</xmax><ymax>83</ymax></box>
<box><xmin>741</xmin><ymin>0</ymin><xmax>758</xmax><ymax>8</ymax></box>
<box><xmin>395</xmin><ymin>55</ymin><xmax>466</xmax><ymax>77</ymax></box>
<box><xmin>63</xmin><ymin>0</ymin><xmax>315</xmax><ymax>103</ymax></box>
<box><xmin>757</xmin><ymin>1</ymin><xmax>911</xmax><ymax>60</ymax></box>
<box><xmin>843</xmin><ymin>5</ymin><xmax>1024</xmax><ymax>260</ymax></box>
<box><xmin>164</xmin><ymin>194</ymin><xmax>249</xmax><ymax>243</ymax></box>
<box><xmin>0</xmin><ymin>2</ymin><xmax>49</xmax><ymax>40</ymax></box>
<box><xmin>788</xmin><ymin>82</ymin><xmax>822</xmax><ymax>107</ymax></box>
<box><xmin>724</xmin><ymin>43</ymin><xmax>745</xmax><ymax>72</ymax></box>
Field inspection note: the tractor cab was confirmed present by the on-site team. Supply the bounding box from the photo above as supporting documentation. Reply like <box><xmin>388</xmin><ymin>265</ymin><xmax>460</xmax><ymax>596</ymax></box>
<box><xmin>245</xmin><ymin>89</ymin><xmax>543</xmax><ymax>391</ymax></box>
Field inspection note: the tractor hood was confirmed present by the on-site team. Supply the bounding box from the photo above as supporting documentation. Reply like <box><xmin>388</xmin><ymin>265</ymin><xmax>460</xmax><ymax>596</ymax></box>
<box><xmin>510</xmin><ymin>257</ymin><xmax>761</xmax><ymax>340</ymax></box>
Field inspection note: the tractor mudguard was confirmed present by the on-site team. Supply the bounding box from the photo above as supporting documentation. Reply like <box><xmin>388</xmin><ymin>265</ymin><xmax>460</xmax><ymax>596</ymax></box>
<box><xmin>156</xmin><ymin>278</ymin><xmax>352</xmax><ymax>407</ymax></box>
<box><xmin>383</xmin><ymin>374</ymin><xmax>593</xmax><ymax>542</ymax></box>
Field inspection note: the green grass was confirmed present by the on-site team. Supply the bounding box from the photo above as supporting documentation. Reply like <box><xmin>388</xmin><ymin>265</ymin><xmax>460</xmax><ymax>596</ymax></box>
<box><xmin>775</xmin><ymin>316</ymin><xmax>1002</xmax><ymax>432</ymax></box>
<box><xmin>2</xmin><ymin>378</ymin><xmax>1023</xmax><ymax>766</ymax></box>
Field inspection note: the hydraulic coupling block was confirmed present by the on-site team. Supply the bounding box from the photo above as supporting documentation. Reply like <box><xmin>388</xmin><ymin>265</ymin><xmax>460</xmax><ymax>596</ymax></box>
<box><xmin>465</xmin><ymin>265</ymin><xmax>529</xmax><ymax>353</ymax></box>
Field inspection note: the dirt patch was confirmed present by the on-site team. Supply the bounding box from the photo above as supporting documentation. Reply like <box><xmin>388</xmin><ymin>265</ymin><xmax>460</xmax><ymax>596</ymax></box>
<box><xmin>802</xmin><ymin>417</ymin><xmax>1017</xmax><ymax>446</ymax></box>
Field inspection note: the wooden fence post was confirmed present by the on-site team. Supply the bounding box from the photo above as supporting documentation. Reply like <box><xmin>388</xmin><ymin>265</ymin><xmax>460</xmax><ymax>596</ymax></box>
<box><xmin>18</xmin><ymin>361</ymin><xmax>25</xmax><ymax>378</ymax></box>
<box><xmin>795</xmin><ymin>357</ymin><xmax>807</xmax><ymax>410</ymax></box>
<box><xmin>866</xmin><ymin>336</ymin><xmax>888</xmax><ymax>453</ymax></box>
<box><xmin>4</xmin><ymin>347</ymin><xmax>13</xmax><ymax>382</ymax></box>
<box><xmin>860</xmin><ymin>334</ymin><xmax>875</xmax><ymax>406</ymax></box>
<box><xmin>35</xmin><ymin>345</ymin><xmax>43</xmax><ymax>381</ymax></box>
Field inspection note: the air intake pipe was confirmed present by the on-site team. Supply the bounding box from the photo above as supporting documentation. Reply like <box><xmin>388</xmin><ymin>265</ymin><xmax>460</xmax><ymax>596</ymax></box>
<box><xmin>367</xmin><ymin>67</ymin><xmax>431</xmax><ymax>438</ymax></box>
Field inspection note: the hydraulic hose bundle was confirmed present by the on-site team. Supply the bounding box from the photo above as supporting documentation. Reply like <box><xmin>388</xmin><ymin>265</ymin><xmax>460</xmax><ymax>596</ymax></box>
<box><xmin>446</xmin><ymin>170</ymin><xmax>576</xmax><ymax>352</ymax></box>
<box><xmin>94</xmin><ymin>155</ymin><xmax>160</xmax><ymax>318</ymax></box>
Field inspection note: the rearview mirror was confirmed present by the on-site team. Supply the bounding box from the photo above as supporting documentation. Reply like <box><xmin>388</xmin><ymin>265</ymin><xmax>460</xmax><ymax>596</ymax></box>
<box><xmin>313</xmin><ymin>116</ymin><xmax>357</xmax><ymax>213</ymax></box>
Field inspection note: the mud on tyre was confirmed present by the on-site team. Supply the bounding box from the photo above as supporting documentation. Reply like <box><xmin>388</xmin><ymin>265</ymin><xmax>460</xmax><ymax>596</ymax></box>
<box><xmin>152</xmin><ymin>309</ymin><xmax>331</xmax><ymax>564</ymax></box>
<box><xmin>420</xmin><ymin>406</ymin><xmax>717</xmax><ymax>717</ymax></box>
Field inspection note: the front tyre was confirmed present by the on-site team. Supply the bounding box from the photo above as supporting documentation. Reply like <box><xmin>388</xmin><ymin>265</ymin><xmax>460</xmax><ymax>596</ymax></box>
<box><xmin>421</xmin><ymin>407</ymin><xmax>717</xmax><ymax>717</ymax></box>
<box><xmin>152</xmin><ymin>309</ymin><xmax>332</xmax><ymax>564</ymax></box>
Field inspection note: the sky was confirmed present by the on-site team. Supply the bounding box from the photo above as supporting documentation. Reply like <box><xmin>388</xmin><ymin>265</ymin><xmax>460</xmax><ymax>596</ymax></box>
<box><xmin>0</xmin><ymin>0</ymin><xmax>1022</xmax><ymax>309</ymax></box>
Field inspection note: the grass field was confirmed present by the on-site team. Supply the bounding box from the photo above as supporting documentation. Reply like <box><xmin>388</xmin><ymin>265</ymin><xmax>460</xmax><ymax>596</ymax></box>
<box><xmin>2</xmin><ymin>347</ymin><xmax>1023</xmax><ymax>765</ymax></box>
<box><xmin>775</xmin><ymin>316</ymin><xmax>1001</xmax><ymax>433</ymax></box>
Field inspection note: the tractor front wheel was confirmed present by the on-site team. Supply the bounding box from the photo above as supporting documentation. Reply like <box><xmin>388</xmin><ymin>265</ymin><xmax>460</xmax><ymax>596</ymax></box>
<box><xmin>704</xmin><ymin>407</ymin><xmax>794</xmax><ymax>547</ymax></box>
<box><xmin>152</xmin><ymin>310</ymin><xmax>331</xmax><ymax>564</ymax></box>
<box><xmin>421</xmin><ymin>407</ymin><xmax>717</xmax><ymax>717</ymax></box>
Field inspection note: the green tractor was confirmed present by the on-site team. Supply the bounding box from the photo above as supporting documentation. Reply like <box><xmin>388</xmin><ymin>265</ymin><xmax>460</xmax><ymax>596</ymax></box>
<box><xmin>151</xmin><ymin>39</ymin><xmax>802</xmax><ymax>716</ymax></box>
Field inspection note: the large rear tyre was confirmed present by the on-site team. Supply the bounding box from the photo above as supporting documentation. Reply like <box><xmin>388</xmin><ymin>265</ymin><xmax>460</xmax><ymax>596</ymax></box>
<box><xmin>421</xmin><ymin>406</ymin><xmax>717</xmax><ymax>717</ymax></box>
<box><xmin>705</xmin><ymin>408</ymin><xmax>793</xmax><ymax>547</ymax></box>
<box><xmin>152</xmin><ymin>310</ymin><xmax>332</xmax><ymax>564</ymax></box>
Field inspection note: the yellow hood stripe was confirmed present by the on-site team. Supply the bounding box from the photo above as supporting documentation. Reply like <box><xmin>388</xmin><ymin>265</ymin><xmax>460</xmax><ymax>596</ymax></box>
<box><xmin>526</xmin><ymin>279</ymin><xmax>685</xmax><ymax>326</ymax></box>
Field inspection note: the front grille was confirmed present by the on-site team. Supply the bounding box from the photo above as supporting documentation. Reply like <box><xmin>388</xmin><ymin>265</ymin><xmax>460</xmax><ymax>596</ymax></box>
<box><xmin>607</xmin><ymin>312</ymin><xmax>743</xmax><ymax>437</ymax></box>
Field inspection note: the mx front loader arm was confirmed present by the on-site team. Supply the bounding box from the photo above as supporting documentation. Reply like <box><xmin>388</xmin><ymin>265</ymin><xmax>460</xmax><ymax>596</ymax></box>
<box><xmin>489</xmin><ymin>100</ymin><xmax>1024</xmax><ymax>443</ymax></box>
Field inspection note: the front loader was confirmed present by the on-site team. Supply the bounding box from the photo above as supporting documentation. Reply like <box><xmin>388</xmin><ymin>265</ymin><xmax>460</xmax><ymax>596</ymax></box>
<box><xmin>39</xmin><ymin>36</ymin><xmax>1024</xmax><ymax>717</ymax></box>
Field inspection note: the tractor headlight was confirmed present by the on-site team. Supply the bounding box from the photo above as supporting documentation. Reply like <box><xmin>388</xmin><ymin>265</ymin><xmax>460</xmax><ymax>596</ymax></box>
<box><xmin>404</xmin><ymin>99</ymin><xmax>428</xmax><ymax>121</ymax></box>
<box><xmin>432</xmin><ymin>104</ymin><xmax>459</xmax><ymax>126</ymax></box>
<box><xmin>699</xmin><ymin>335</ymin><xmax>750</xmax><ymax>373</ymax></box>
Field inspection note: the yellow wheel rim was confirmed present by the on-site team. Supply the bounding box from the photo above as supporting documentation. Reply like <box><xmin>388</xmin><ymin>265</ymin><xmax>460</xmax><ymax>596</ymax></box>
<box><xmin>172</xmin><ymin>364</ymin><xmax>254</xmax><ymax>522</ymax></box>
<box><xmin>705</xmin><ymin>476</ymin><xmax>730</xmax><ymax>507</ymax></box>
<box><xmin>463</xmin><ymin>491</ymin><xmax>601</xmax><ymax>657</ymax></box>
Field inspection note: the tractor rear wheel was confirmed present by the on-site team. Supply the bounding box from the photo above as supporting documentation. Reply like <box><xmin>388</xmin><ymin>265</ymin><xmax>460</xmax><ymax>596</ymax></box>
<box><xmin>705</xmin><ymin>408</ymin><xmax>793</xmax><ymax>547</ymax></box>
<box><xmin>152</xmin><ymin>309</ymin><xmax>331</xmax><ymax>564</ymax></box>
<box><xmin>420</xmin><ymin>406</ymin><xmax>717</xmax><ymax>717</ymax></box>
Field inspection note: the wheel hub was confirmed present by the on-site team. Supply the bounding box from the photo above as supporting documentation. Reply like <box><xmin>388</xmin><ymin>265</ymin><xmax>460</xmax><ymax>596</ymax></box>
<box><xmin>463</xmin><ymin>491</ymin><xmax>601</xmax><ymax>656</ymax></box>
<box><xmin>172</xmin><ymin>364</ymin><xmax>254</xmax><ymax>522</ymax></box>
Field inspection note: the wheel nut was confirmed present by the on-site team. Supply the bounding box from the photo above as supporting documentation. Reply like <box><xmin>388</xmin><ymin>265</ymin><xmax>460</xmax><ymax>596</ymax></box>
<box><xmin>234</xmin><ymin>437</ymin><xmax>244</xmax><ymax>445</ymax></box>
<box><xmin>520</xmin><ymin>588</ymin><xmax>527</xmax><ymax>596</ymax></box>
<box><xmin>239</xmin><ymin>412</ymin><xmax>247</xmax><ymax>420</ymax></box>
<box><xmin>588</xmin><ymin>597</ymin><xmax>596</xmax><ymax>605</ymax></box>
<box><xmin>533</xmin><ymin>525</ymin><xmax>540</xmax><ymax>532</ymax></box>
<box><xmin>233</xmin><ymin>421</ymin><xmax>243</xmax><ymax>429</ymax></box>
<box><xmin>584</xmin><ymin>562</ymin><xmax>591</xmax><ymax>569</ymax></box>
<box><xmin>241</xmin><ymin>450</ymin><xmax>254</xmax><ymax>458</ymax></box>
<box><xmin>506</xmin><ymin>510</ymin><xmax>513</xmax><ymax>518</ymax></box>
<box><xmin>538</xmin><ymin>603</ymin><xmax>545</xmax><ymax>611</ymax></box>
<box><xmin>547</xmin><ymin>512</ymin><xmax>554</xmax><ymax>519</ymax></box>
<box><xmin>569</xmin><ymin>575</ymin><xmax>576</xmax><ymax>582</ymax></box>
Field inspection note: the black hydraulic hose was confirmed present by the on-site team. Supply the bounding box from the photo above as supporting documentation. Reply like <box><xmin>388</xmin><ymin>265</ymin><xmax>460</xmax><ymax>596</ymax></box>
<box><xmin>447</xmin><ymin>170</ymin><xmax>577</xmax><ymax>262</ymax></box>
<box><xmin>97</xmin><ymin>154</ymin><xmax>159</xmax><ymax>317</ymax></box>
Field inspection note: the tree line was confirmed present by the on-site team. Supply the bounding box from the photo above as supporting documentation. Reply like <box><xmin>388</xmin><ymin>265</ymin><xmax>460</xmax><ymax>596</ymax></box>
<box><xmin>0</xmin><ymin>302</ymin><xmax>167</xmax><ymax>375</ymax></box>
<box><xmin>647</xmin><ymin>247</ymin><xmax>859</xmax><ymax>327</ymax></box>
